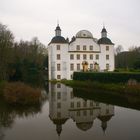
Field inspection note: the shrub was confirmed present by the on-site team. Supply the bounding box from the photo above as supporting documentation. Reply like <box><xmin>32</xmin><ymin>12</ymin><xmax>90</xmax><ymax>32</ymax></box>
<box><xmin>124</xmin><ymin>84</ymin><xmax>140</xmax><ymax>96</ymax></box>
<box><xmin>4</xmin><ymin>82</ymin><xmax>41</xmax><ymax>105</ymax></box>
<box><xmin>73</xmin><ymin>72</ymin><xmax>140</xmax><ymax>83</ymax></box>
<box><xmin>114</xmin><ymin>69</ymin><xmax>119</xmax><ymax>72</ymax></box>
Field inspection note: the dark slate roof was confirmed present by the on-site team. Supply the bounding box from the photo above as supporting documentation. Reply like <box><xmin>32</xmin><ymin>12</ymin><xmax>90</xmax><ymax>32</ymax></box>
<box><xmin>98</xmin><ymin>115</ymin><xmax>113</xmax><ymax>122</ymax></box>
<box><xmin>76</xmin><ymin>122</ymin><xmax>93</xmax><ymax>131</ymax></box>
<box><xmin>69</xmin><ymin>36</ymin><xmax>76</xmax><ymax>44</ymax></box>
<box><xmin>50</xmin><ymin>36</ymin><xmax>68</xmax><ymax>44</ymax></box>
<box><xmin>101</xmin><ymin>28</ymin><xmax>107</xmax><ymax>33</ymax></box>
<box><xmin>98</xmin><ymin>37</ymin><xmax>114</xmax><ymax>45</ymax></box>
<box><xmin>52</xmin><ymin>118</ymin><xmax>68</xmax><ymax>125</ymax></box>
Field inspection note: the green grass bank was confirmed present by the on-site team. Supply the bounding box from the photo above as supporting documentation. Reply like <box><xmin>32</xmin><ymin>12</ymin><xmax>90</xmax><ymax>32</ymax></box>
<box><xmin>61</xmin><ymin>80</ymin><xmax>140</xmax><ymax>97</ymax></box>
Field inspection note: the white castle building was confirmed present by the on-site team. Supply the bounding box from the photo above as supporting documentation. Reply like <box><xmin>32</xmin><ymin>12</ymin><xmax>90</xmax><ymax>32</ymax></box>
<box><xmin>48</xmin><ymin>24</ymin><xmax>115</xmax><ymax>80</ymax></box>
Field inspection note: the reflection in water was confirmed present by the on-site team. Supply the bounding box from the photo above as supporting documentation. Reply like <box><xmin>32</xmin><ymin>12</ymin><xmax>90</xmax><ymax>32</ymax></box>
<box><xmin>0</xmin><ymin>83</ymin><xmax>140</xmax><ymax>140</ymax></box>
<box><xmin>0</xmin><ymin>128</ymin><xmax>4</xmax><ymax>140</ymax></box>
<box><xmin>49</xmin><ymin>83</ymin><xmax>114</xmax><ymax>136</ymax></box>
<box><xmin>0</xmin><ymin>89</ymin><xmax>47</xmax><ymax>140</ymax></box>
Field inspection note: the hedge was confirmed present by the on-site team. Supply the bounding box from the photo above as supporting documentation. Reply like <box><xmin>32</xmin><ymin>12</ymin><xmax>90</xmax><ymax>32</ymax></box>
<box><xmin>73</xmin><ymin>72</ymin><xmax>140</xmax><ymax>83</ymax></box>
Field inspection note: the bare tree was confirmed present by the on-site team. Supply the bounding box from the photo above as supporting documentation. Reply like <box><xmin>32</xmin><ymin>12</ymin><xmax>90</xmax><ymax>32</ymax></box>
<box><xmin>115</xmin><ymin>45</ymin><xmax>124</xmax><ymax>55</ymax></box>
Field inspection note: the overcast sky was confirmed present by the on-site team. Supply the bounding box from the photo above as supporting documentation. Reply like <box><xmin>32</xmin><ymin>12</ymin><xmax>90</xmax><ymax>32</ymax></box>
<box><xmin>0</xmin><ymin>0</ymin><xmax>140</xmax><ymax>50</ymax></box>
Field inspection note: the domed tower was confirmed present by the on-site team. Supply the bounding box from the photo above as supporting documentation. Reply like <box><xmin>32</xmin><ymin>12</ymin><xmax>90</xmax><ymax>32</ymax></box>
<box><xmin>98</xmin><ymin>26</ymin><xmax>115</xmax><ymax>71</ymax></box>
<box><xmin>52</xmin><ymin>119</ymin><xmax>68</xmax><ymax>136</ymax></box>
<box><xmin>50</xmin><ymin>24</ymin><xmax>68</xmax><ymax>44</ymax></box>
<box><xmin>98</xmin><ymin>26</ymin><xmax>114</xmax><ymax>45</ymax></box>
<box><xmin>48</xmin><ymin>24</ymin><xmax>69</xmax><ymax>80</ymax></box>
<box><xmin>97</xmin><ymin>103</ymin><xmax>114</xmax><ymax>133</ymax></box>
<box><xmin>98</xmin><ymin>115</ymin><xmax>113</xmax><ymax>133</ymax></box>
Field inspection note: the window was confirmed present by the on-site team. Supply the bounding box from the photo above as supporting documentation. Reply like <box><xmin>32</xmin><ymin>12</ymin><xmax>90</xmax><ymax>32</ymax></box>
<box><xmin>71</xmin><ymin>91</ymin><xmax>74</xmax><ymax>99</ymax></box>
<box><xmin>96</xmin><ymin>102</ymin><xmax>99</xmax><ymax>106</ymax></box>
<box><xmin>106</xmin><ymin>55</ymin><xmax>109</xmax><ymax>60</ymax></box>
<box><xmin>106</xmin><ymin>63</ymin><xmax>109</xmax><ymax>70</ymax></box>
<box><xmin>57</xmin><ymin>83</ymin><xmax>61</xmax><ymax>88</ymax></box>
<box><xmin>106</xmin><ymin>46</ymin><xmax>109</xmax><ymax>51</ymax></box>
<box><xmin>57</xmin><ymin>92</ymin><xmax>61</xmax><ymax>99</ymax></box>
<box><xmin>76</xmin><ymin>45</ymin><xmax>80</xmax><ymax>50</ymax></box>
<box><xmin>90</xmin><ymin>45</ymin><xmax>93</xmax><ymax>50</ymax></box>
<box><xmin>57</xmin><ymin>45</ymin><xmax>60</xmax><ymax>50</ymax></box>
<box><xmin>57</xmin><ymin>102</ymin><xmax>61</xmax><ymax>108</ymax></box>
<box><xmin>70</xmin><ymin>64</ymin><xmax>74</xmax><ymax>71</ymax></box>
<box><xmin>57</xmin><ymin>64</ymin><xmax>61</xmax><ymax>71</ymax></box>
<box><xmin>77</xmin><ymin>111</ymin><xmax>81</xmax><ymax>116</ymax></box>
<box><xmin>70</xmin><ymin>102</ymin><xmax>74</xmax><ymax>108</ymax></box>
<box><xmin>57</xmin><ymin>75</ymin><xmax>61</xmax><ymax>79</ymax></box>
<box><xmin>70</xmin><ymin>54</ymin><xmax>74</xmax><ymax>60</ymax></box>
<box><xmin>83</xmin><ymin>101</ymin><xmax>87</xmax><ymax>107</ymax></box>
<box><xmin>96</xmin><ymin>54</ymin><xmax>99</xmax><ymax>60</ymax></box>
<box><xmin>83</xmin><ymin>110</ymin><xmax>87</xmax><ymax>116</ymax></box>
<box><xmin>83</xmin><ymin>54</ymin><xmax>87</xmax><ymax>60</ymax></box>
<box><xmin>90</xmin><ymin>54</ymin><xmax>93</xmax><ymax>60</ymax></box>
<box><xmin>90</xmin><ymin>101</ymin><xmax>93</xmax><ymax>107</ymax></box>
<box><xmin>83</xmin><ymin>45</ymin><xmax>86</xmax><ymax>50</ymax></box>
<box><xmin>77</xmin><ymin>63</ymin><xmax>80</xmax><ymax>71</ymax></box>
<box><xmin>77</xmin><ymin>102</ymin><xmax>81</xmax><ymax>108</ymax></box>
<box><xmin>90</xmin><ymin>110</ymin><xmax>93</xmax><ymax>115</ymax></box>
<box><xmin>90</xmin><ymin>64</ymin><xmax>93</xmax><ymax>69</ymax></box>
<box><xmin>77</xmin><ymin>54</ymin><xmax>80</xmax><ymax>60</ymax></box>
<box><xmin>57</xmin><ymin>54</ymin><xmax>60</xmax><ymax>60</ymax></box>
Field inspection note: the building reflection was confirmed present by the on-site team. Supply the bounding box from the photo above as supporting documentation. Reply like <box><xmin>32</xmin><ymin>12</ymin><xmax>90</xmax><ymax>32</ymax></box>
<box><xmin>49</xmin><ymin>83</ymin><xmax>114</xmax><ymax>136</ymax></box>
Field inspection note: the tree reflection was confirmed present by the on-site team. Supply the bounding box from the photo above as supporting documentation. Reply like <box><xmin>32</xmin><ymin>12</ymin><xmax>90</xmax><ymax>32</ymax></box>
<box><xmin>0</xmin><ymin>92</ymin><xmax>47</xmax><ymax>138</ymax></box>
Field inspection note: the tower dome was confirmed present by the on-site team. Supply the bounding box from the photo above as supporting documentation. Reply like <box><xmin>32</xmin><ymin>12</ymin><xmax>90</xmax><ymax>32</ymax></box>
<box><xmin>76</xmin><ymin>30</ymin><xmax>93</xmax><ymax>38</ymax></box>
<box><xmin>50</xmin><ymin>24</ymin><xmax>68</xmax><ymax>44</ymax></box>
<box><xmin>76</xmin><ymin>122</ymin><xmax>93</xmax><ymax>131</ymax></box>
<box><xmin>98</xmin><ymin>26</ymin><xmax>114</xmax><ymax>45</ymax></box>
<box><xmin>50</xmin><ymin>36</ymin><xmax>68</xmax><ymax>44</ymax></box>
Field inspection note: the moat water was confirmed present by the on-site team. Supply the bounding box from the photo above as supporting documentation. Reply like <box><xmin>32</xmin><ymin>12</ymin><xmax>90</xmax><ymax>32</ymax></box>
<box><xmin>0</xmin><ymin>83</ymin><xmax>140</xmax><ymax>140</ymax></box>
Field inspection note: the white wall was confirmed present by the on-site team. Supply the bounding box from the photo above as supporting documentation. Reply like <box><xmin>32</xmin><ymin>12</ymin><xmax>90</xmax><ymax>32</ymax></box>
<box><xmin>48</xmin><ymin>43</ymin><xmax>69</xmax><ymax>80</ymax></box>
<box><xmin>99</xmin><ymin>44</ymin><xmax>115</xmax><ymax>71</ymax></box>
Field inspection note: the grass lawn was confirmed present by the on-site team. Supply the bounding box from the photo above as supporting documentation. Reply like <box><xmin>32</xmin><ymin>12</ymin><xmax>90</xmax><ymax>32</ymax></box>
<box><xmin>60</xmin><ymin>80</ymin><xmax>140</xmax><ymax>97</ymax></box>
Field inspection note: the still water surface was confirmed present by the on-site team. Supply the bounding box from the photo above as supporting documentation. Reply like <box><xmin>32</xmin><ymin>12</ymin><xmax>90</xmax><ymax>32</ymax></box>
<box><xmin>0</xmin><ymin>83</ymin><xmax>140</xmax><ymax>140</ymax></box>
